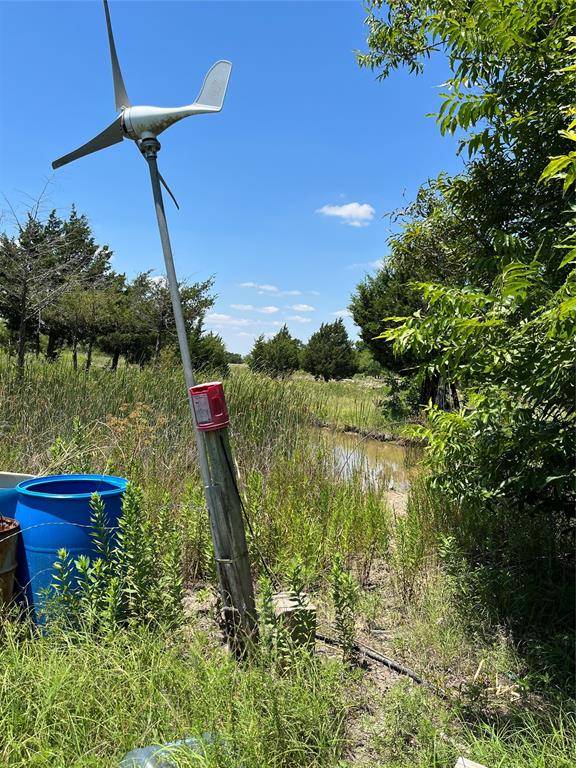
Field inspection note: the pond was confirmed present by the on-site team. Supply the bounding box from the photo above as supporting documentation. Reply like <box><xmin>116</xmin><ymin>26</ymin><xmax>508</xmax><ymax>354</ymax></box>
<box><xmin>318</xmin><ymin>428</ymin><xmax>422</xmax><ymax>499</ymax></box>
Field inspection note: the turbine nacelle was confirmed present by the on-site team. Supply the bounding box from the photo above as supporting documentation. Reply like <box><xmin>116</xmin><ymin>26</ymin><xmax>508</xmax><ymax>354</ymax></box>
<box><xmin>122</xmin><ymin>57</ymin><xmax>232</xmax><ymax>140</ymax></box>
<box><xmin>122</xmin><ymin>103</ymin><xmax>218</xmax><ymax>140</ymax></box>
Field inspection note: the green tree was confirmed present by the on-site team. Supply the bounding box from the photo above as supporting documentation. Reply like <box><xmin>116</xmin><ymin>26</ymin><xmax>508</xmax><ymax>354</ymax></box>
<box><xmin>44</xmin><ymin>273</ymin><xmax>124</xmax><ymax>369</ymax></box>
<box><xmin>350</xmin><ymin>188</ymin><xmax>467</xmax><ymax>403</ymax></box>
<box><xmin>354</xmin><ymin>341</ymin><xmax>383</xmax><ymax>378</ymax></box>
<box><xmin>360</xmin><ymin>0</ymin><xmax>576</xmax><ymax>630</ymax></box>
<box><xmin>0</xmin><ymin>200</ymin><xmax>111</xmax><ymax>370</ymax></box>
<box><xmin>132</xmin><ymin>273</ymin><xmax>215</xmax><ymax>363</ymax></box>
<box><xmin>359</xmin><ymin>0</ymin><xmax>575</xmax><ymax>283</ymax></box>
<box><xmin>95</xmin><ymin>273</ymin><xmax>215</xmax><ymax>370</ymax></box>
<box><xmin>190</xmin><ymin>331</ymin><xmax>229</xmax><ymax>377</ymax></box>
<box><xmin>302</xmin><ymin>319</ymin><xmax>357</xmax><ymax>381</ymax></box>
<box><xmin>96</xmin><ymin>277</ymin><xmax>141</xmax><ymax>370</ymax></box>
<box><xmin>248</xmin><ymin>334</ymin><xmax>268</xmax><ymax>372</ymax></box>
<box><xmin>248</xmin><ymin>326</ymin><xmax>301</xmax><ymax>378</ymax></box>
<box><xmin>353</xmin><ymin>0</ymin><xmax>576</xmax><ymax>405</ymax></box>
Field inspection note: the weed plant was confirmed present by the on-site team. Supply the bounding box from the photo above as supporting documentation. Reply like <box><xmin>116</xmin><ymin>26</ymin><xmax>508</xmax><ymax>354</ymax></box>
<box><xmin>330</xmin><ymin>554</ymin><xmax>360</xmax><ymax>665</ymax></box>
<box><xmin>45</xmin><ymin>485</ymin><xmax>183</xmax><ymax>632</ymax></box>
<box><xmin>390</xmin><ymin>477</ymin><xmax>575</xmax><ymax>691</ymax></box>
<box><xmin>359</xmin><ymin>678</ymin><xmax>576</xmax><ymax>768</ymax></box>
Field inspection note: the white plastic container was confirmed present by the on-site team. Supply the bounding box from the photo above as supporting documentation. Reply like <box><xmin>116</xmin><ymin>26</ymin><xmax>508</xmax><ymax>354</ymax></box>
<box><xmin>0</xmin><ymin>472</ymin><xmax>35</xmax><ymax>518</ymax></box>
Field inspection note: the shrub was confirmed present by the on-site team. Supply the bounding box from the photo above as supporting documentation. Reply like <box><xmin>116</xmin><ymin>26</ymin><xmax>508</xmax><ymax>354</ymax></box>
<box><xmin>247</xmin><ymin>326</ymin><xmax>301</xmax><ymax>378</ymax></box>
<box><xmin>46</xmin><ymin>484</ymin><xmax>184</xmax><ymax>631</ymax></box>
<box><xmin>330</xmin><ymin>554</ymin><xmax>359</xmax><ymax>665</ymax></box>
<box><xmin>355</xmin><ymin>343</ymin><xmax>384</xmax><ymax>377</ymax></box>
<box><xmin>385</xmin><ymin>260</ymin><xmax>576</xmax><ymax>633</ymax></box>
<box><xmin>302</xmin><ymin>319</ymin><xmax>357</xmax><ymax>381</ymax></box>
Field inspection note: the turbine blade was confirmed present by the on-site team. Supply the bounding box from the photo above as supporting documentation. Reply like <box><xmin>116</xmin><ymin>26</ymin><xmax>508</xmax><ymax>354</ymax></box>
<box><xmin>52</xmin><ymin>117</ymin><xmax>124</xmax><ymax>169</ymax></box>
<box><xmin>159</xmin><ymin>171</ymin><xmax>180</xmax><ymax>210</ymax></box>
<box><xmin>103</xmin><ymin>0</ymin><xmax>131</xmax><ymax>111</ymax></box>
<box><xmin>194</xmin><ymin>60</ymin><xmax>232</xmax><ymax>111</ymax></box>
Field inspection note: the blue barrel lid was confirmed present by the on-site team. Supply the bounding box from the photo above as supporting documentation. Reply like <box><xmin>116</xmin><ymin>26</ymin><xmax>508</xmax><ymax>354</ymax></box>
<box><xmin>16</xmin><ymin>474</ymin><xmax>128</xmax><ymax>500</ymax></box>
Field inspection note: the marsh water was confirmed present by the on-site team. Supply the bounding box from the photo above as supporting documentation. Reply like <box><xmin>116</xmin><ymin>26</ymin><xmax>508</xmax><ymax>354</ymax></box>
<box><xmin>319</xmin><ymin>428</ymin><xmax>421</xmax><ymax>491</ymax></box>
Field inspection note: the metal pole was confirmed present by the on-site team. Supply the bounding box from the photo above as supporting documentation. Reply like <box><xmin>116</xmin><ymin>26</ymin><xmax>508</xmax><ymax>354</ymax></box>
<box><xmin>141</xmin><ymin>138</ymin><xmax>212</xmax><ymax>486</ymax></box>
<box><xmin>141</xmin><ymin>137</ymin><xmax>257</xmax><ymax>651</ymax></box>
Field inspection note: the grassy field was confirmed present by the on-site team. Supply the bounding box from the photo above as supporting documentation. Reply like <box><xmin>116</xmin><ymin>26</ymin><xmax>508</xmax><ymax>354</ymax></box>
<box><xmin>291</xmin><ymin>373</ymin><xmax>395</xmax><ymax>434</ymax></box>
<box><xmin>0</xmin><ymin>357</ymin><xmax>573</xmax><ymax>767</ymax></box>
<box><xmin>228</xmin><ymin>365</ymin><xmax>398</xmax><ymax>435</ymax></box>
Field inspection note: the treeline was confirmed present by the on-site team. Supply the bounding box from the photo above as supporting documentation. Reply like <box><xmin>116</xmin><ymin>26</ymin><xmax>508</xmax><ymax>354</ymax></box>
<box><xmin>349</xmin><ymin>0</ymin><xmax>576</xmax><ymax>633</ymax></box>
<box><xmin>0</xmin><ymin>199</ymin><xmax>228</xmax><ymax>373</ymax></box>
<box><xmin>247</xmin><ymin>319</ymin><xmax>374</xmax><ymax>381</ymax></box>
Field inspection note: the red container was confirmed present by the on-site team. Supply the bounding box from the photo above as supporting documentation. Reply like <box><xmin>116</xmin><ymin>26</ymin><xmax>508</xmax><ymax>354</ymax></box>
<box><xmin>189</xmin><ymin>382</ymin><xmax>229</xmax><ymax>431</ymax></box>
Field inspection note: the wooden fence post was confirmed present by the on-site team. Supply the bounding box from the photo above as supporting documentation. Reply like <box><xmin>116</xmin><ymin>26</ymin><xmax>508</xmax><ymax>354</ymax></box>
<box><xmin>202</xmin><ymin>426</ymin><xmax>258</xmax><ymax>654</ymax></box>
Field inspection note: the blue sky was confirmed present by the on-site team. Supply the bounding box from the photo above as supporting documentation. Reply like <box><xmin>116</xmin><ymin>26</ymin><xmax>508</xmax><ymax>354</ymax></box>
<box><xmin>0</xmin><ymin>1</ymin><xmax>461</xmax><ymax>354</ymax></box>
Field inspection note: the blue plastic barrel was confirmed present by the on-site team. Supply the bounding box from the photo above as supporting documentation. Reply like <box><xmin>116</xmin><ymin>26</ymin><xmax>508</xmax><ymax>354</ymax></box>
<box><xmin>14</xmin><ymin>474</ymin><xmax>127</xmax><ymax>618</ymax></box>
<box><xmin>0</xmin><ymin>472</ymin><xmax>35</xmax><ymax>519</ymax></box>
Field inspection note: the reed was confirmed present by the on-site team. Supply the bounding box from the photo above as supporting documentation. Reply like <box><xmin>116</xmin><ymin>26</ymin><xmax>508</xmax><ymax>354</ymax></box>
<box><xmin>0</xmin><ymin>357</ymin><xmax>390</xmax><ymax>582</ymax></box>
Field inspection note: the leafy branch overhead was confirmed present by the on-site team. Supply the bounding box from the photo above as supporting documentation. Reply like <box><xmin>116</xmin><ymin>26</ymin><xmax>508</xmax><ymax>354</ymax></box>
<box><xmin>353</xmin><ymin>0</ymin><xmax>576</xmax><ymax>517</ymax></box>
<box><xmin>359</xmin><ymin>1</ymin><xmax>576</xmax><ymax>157</ymax></box>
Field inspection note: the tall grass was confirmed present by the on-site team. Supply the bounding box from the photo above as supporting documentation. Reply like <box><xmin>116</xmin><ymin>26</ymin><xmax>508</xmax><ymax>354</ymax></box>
<box><xmin>361</xmin><ymin>678</ymin><xmax>576</xmax><ymax>768</ymax></box>
<box><xmin>0</xmin><ymin>358</ymin><xmax>315</xmax><ymax>483</ymax></box>
<box><xmin>243</xmin><ymin>440</ymin><xmax>388</xmax><ymax>581</ymax></box>
<box><xmin>388</xmin><ymin>476</ymin><xmax>575</xmax><ymax>688</ymax></box>
<box><xmin>0</xmin><ymin>622</ymin><xmax>347</xmax><ymax>768</ymax></box>
<box><xmin>291</xmin><ymin>374</ymin><xmax>392</xmax><ymax>433</ymax></box>
<box><xmin>0</xmin><ymin>357</ymin><xmax>390</xmax><ymax>581</ymax></box>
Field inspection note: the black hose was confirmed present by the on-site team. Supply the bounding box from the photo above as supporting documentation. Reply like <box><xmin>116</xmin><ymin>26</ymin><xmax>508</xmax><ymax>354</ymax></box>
<box><xmin>315</xmin><ymin>631</ymin><xmax>447</xmax><ymax>699</ymax></box>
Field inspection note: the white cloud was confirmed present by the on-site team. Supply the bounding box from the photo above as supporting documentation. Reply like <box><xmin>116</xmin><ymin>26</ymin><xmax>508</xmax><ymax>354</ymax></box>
<box><xmin>316</xmin><ymin>202</ymin><xmax>375</xmax><ymax>228</ymax></box>
<box><xmin>240</xmin><ymin>282</ymin><xmax>303</xmax><ymax>297</ymax></box>
<box><xmin>288</xmin><ymin>303</ymin><xmax>315</xmax><ymax>312</ymax></box>
<box><xmin>309</xmin><ymin>290</ymin><xmax>320</xmax><ymax>296</ymax></box>
<box><xmin>348</xmin><ymin>259</ymin><xmax>384</xmax><ymax>270</ymax></box>
<box><xmin>206</xmin><ymin>311</ymin><xmax>285</xmax><ymax>330</ymax></box>
<box><xmin>331</xmin><ymin>309</ymin><xmax>352</xmax><ymax>318</ymax></box>
<box><xmin>287</xmin><ymin>315</ymin><xmax>311</xmax><ymax>324</ymax></box>
<box><xmin>206</xmin><ymin>313</ymin><xmax>253</xmax><ymax>328</ymax></box>
<box><xmin>231</xmin><ymin>304</ymin><xmax>279</xmax><ymax>314</ymax></box>
<box><xmin>240</xmin><ymin>282</ymin><xmax>279</xmax><ymax>293</ymax></box>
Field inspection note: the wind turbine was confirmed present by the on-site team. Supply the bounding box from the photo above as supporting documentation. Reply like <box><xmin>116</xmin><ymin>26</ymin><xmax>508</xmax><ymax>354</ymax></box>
<box><xmin>52</xmin><ymin>1</ymin><xmax>257</xmax><ymax>649</ymax></box>
<box><xmin>53</xmin><ymin>2</ymin><xmax>231</xmax><ymax>206</ymax></box>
